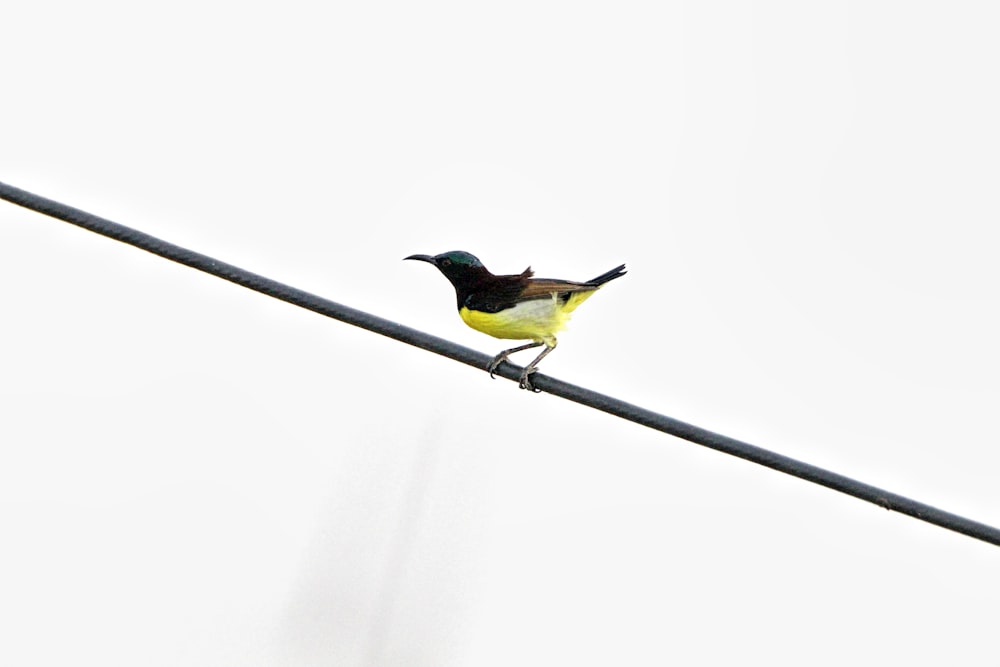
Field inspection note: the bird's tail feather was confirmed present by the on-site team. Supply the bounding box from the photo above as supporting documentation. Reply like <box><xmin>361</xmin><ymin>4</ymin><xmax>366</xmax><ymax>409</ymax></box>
<box><xmin>587</xmin><ymin>263</ymin><xmax>627</xmax><ymax>286</ymax></box>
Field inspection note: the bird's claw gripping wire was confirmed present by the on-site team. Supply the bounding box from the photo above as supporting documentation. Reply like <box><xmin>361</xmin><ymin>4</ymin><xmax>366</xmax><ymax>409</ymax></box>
<box><xmin>488</xmin><ymin>351</ymin><xmax>541</xmax><ymax>391</ymax></box>
<box><xmin>519</xmin><ymin>368</ymin><xmax>540</xmax><ymax>392</ymax></box>
<box><xmin>487</xmin><ymin>352</ymin><xmax>508</xmax><ymax>379</ymax></box>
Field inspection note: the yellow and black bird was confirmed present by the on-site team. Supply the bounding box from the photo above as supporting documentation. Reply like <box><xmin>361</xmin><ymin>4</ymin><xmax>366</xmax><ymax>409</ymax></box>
<box><xmin>405</xmin><ymin>251</ymin><xmax>626</xmax><ymax>391</ymax></box>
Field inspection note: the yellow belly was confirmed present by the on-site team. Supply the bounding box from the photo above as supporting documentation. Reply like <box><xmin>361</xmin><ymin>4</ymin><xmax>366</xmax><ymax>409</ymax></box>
<box><xmin>459</xmin><ymin>291</ymin><xmax>597</xmax><ymax>345</ymax></box>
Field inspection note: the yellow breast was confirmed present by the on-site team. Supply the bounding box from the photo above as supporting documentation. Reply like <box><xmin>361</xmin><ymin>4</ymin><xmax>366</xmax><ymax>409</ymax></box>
<box><xmin>459</xmin><ymin>290</ymin><xmax>597</xmax><ymax>345</ymax></box>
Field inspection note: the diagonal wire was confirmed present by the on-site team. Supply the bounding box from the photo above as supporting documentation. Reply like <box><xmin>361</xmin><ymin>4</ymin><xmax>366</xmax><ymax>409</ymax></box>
<box><xmin>2</xmin><ymin>179</ymin><xmax>999</xmax><ymax>548</ymax></box>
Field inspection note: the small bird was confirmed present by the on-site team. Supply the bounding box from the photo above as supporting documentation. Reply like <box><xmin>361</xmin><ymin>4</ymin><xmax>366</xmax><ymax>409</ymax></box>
<box><xmin>405</xmin><ymin>250</ymin><xmax>626</xmax><ymax>391</ymax></box>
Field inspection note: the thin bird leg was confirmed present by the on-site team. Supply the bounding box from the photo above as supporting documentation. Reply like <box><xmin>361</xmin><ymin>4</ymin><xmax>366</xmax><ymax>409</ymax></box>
<box><xmin>519</xmin><ymin>342</ymin><xmax>557</xmax><ymax>392</ymax></box>
<box><xmin>488</xmin><ymin>341</ymin><xmax>545</xmax><ymax>379</ymax></box>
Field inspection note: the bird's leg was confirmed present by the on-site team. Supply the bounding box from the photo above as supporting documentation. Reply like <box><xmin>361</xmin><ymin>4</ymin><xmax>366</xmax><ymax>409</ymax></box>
<box><xmin>519</xmin><ymin>342</ymin><xmax>556</xmax><ymax>392</ymax></box>
<box><xmin>488</xmin><ymin>341</ymin><xmax>544</xmax><ymax>379</ymax></box>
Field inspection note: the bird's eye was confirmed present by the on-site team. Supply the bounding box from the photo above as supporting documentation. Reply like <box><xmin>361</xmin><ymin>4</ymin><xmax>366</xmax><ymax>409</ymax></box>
<box><xmin>441</xmin><ymin>258</ymin><xmax>452</xmax><ymax>267</ymax></box>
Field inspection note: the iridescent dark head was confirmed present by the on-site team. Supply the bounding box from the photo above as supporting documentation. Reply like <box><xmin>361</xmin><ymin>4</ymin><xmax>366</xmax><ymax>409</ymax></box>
<box><xmin>404</xmin><ymin>250</ymin><xmax>490</xmax><ymax>284</ymax></box>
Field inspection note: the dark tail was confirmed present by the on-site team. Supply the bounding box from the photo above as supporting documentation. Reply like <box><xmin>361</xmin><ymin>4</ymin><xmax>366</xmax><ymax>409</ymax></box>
<box><xmin>587</xmin><ymin>263</ymin><xmax>627</xmax><ymax>286</ymax></box>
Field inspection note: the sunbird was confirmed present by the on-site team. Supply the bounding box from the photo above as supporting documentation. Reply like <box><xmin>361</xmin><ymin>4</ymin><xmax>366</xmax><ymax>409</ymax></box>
<box><xmin>405</xmin><ymin>250</ymin><xmax>626</xmax><ymax>391</ymax></box>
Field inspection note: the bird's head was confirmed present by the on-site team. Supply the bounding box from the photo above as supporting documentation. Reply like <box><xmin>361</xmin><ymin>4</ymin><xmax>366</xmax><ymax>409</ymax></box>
<box><xmin>404</xmin><ymin>250</ymin><xmax>491</xmax><ymax>286</ymax></box>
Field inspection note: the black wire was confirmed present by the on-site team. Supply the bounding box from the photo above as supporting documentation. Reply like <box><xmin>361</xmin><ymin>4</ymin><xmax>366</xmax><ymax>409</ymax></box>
<box><xmin>3</xmin><ymin>179</ymin><xmax>999</xmax><ymax>548</ymax></box>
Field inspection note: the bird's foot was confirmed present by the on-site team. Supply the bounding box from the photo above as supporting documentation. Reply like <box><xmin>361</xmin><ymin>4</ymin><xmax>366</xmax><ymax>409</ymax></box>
<box><xmin>488</xmin><ymin>352</ymin><xmax>509</xmax><ymax>379</ymax></box>
<box><xmin>518</xmin><ymin>368</ymin><xmax>540</xmax><ymax>392</ymax></box>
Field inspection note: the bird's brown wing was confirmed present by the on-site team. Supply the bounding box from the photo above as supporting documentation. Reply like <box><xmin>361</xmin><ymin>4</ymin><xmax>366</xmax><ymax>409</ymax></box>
<box><xmin>464</xmin><ymin>273</ymin><xmax>591</xmax><ymax>312</ymax></box>
<box><xmin>517</xmin><ymin>278</ymin><xmax>596</xmax><ymax>300</ymax></box>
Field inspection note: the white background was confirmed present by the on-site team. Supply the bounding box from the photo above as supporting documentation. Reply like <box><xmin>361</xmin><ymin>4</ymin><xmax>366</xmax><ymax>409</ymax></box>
<box><xmin>2</xmin><ymin>2</ymin><xmax>999</xmax><ymax>665</ymax></box>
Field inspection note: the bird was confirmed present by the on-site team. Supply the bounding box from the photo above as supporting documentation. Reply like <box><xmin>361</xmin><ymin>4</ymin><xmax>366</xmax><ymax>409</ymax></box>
<box><xmin>404</xmin><ymin>250</ymin><xmax>626</xmax><ymax>391</ymax></box>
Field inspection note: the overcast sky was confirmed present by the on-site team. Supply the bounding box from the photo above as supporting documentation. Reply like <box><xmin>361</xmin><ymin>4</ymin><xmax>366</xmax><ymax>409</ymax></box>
<box><xmin>3</xmin><ymin>2</ymin><xmax>999</xmax><ymax>665</ymax></box>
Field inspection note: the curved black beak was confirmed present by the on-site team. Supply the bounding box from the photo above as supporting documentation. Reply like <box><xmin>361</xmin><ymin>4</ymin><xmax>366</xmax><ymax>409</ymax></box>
<box><xmin>404</xmin><ymin>254</ymin><xmax>435</xmax><ymax>263</ymax></box>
